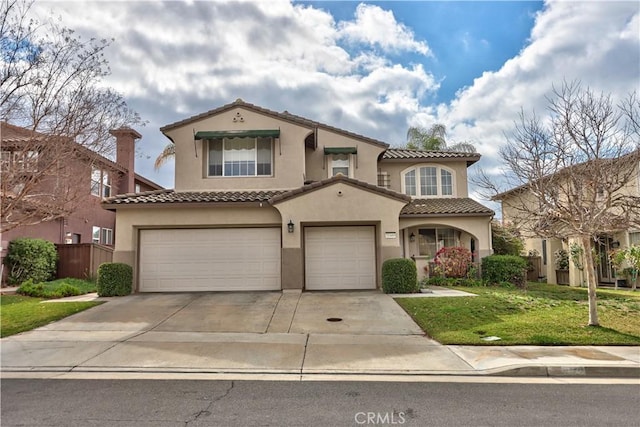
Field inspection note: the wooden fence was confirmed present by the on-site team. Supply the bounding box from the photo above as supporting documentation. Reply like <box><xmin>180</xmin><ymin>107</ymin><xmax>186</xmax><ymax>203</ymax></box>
<box><xmin>56</xmin><ymin>243</ymin><xmax>113</xmax><ymax>280</ymax></box>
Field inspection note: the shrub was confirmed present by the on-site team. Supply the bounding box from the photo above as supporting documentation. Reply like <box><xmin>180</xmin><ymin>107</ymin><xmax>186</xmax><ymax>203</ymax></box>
<box><xmin>17</xmin><ymin>279</ymin><xmax>83</xmax><ymax>299</ymax></box>
<box><xmin>491</xmin><ymin>221</ymin><xmax>524</xmax><ymax>256</ymax></box>
<box><xmin>4</xmin><ymin>238</ymin><xmax>58</xmax><ymax>285</ymax></box>
<box><xmin>434</xmin><ymin>246</ymin><xmax>472</xmax><ymax>278</ymax></box>
<box><xmin>481</xmin><ymin>255</ymin><xmax>528</xmax><ymax>289</ymax></box>
<box><xmin>97</xmin><ymin>263</ymin><xmax>133</xmax><ymax>296</ymax></box>
<box><xmin>382</xmin><ymin>258</ymin><xmax>418</xmax><ymax>294</ymax></box>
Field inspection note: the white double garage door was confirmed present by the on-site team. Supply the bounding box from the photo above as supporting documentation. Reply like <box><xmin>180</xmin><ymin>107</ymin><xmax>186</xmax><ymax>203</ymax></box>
<box><xmin>138</xmin><ymin>226</ymin><xmax>376</xmax><ymax>292</ymax></box>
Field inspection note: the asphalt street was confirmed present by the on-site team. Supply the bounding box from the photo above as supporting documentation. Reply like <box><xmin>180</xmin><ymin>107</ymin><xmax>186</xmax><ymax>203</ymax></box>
<box><xmin>1</xmin><ymin>379</ymin><xmax>638</xmax><ymax>426</ymax></box>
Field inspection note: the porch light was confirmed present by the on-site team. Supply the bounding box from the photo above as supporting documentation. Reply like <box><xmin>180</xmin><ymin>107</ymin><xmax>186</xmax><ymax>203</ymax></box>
<box><xmin>409</xmin><ymin>232</ymin><xmax>416</xmax><ymax>242</ymax></box>
<box><xmin>287</xmin><ymin>220</ymin><xmax>295</xmax><ymax>233</ymax></box>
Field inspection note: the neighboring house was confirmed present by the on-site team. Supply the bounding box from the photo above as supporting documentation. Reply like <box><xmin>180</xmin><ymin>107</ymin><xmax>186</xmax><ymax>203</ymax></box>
<box><xmin>0</xmin><ymin>122</ymin><xmax>163</xmax><ymax>274</ymax></box>
<box><xmin>494</xmin><ymin>155</ymin><xmax>640</xmax><ymax>287</ymax></box>
<box><xmin>103</xmin><ymin>99</ymin><xmax>494</xmax><ymax>292</ymax></box>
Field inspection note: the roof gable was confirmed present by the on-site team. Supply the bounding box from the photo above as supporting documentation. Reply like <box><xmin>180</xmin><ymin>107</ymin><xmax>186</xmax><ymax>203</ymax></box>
<box><xmin>160</xmin><ymin>99</ymin><xmax>389</xmax><ymax>149</ymax></box>
<box><xmin>269</xmin><ymin>174</ymin><xmax>411</xmax><ymax>205</ymax></box>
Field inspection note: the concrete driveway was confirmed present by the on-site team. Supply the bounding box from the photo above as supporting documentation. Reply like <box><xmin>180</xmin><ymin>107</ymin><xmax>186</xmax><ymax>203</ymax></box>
<box><xmin>31</xmin><ymin>290</ymin><xmax>423</xmax><ymax>335</ymax></box>
<box><xmin>4</xmin><ymin>290</ymin><xmax>470</xmax><ymax>375</ymax></box>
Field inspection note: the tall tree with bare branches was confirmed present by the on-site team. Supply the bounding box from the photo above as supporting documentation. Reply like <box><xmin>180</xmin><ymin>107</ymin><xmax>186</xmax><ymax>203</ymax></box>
<box><xmin>0</xmin><ymin>0</ymin><xmax>141</xmax><ymax>232</ymax></box>
<box><xmin>480</xmin><ymin>81</ymin><xmax>640</xmax><ymax>326</ymax></box>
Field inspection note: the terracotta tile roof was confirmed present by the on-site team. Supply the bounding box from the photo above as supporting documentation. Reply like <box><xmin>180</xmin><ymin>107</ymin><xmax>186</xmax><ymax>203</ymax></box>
<box><xmin>103</xmin><ymin>189</ymin><xmax>288</xmax><ymax>208</ymax></box>
<box><xmin>383</xmin><ymin>148</ymin><xmax>481</xmax><ymax>165</ymax></box>
<box><xmin>160</xmin><ymin>99</ymin><xmax>389</xmax><ymax>148</ymax></box>
<box><xmin>269</xmin><ymin>175</ymin><xmax>411</xmax><ymax>204</ymax></box>
<box><xmin>401</xmin><ymin>198</ymin><xmax>494</xmax><ymax>216</ymax></box>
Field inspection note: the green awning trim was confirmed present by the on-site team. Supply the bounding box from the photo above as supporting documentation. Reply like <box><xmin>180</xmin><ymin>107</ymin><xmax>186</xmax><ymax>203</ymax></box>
<box><xmin>194</xmin><ymin>129</ymin><xmax>280</xmax><ymax>140</ymax></box>
<box><xmin>324</xmin><ymin>147</ymin><xmax>357</xmax><ymax>155</ymax></box>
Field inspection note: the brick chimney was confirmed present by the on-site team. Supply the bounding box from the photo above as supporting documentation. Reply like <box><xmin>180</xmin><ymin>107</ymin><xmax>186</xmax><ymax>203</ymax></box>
<box><xmin>110</xmin><ymin>127</ymin><xmax>141</xmax><ymax>194</ymax></box>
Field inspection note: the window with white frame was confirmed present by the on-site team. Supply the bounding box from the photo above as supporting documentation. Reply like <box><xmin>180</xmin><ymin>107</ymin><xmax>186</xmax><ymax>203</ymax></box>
<box><xmin>417</xmin><ymin>228</ymin><xmax>458</xmax><ymax>258</ymax></box>
<box><xmin>1</xmin><ymin>150</ymin><xmax>39</xmax><ymax>172</ymax></box>
<box><xmin>630</xmin><ymin>232</ymin><xmax>640</xmax><ymax>246</ymax></box>
<box><xmin>91</xmin><ymin>167</ymin><xmax>111</xmax><ymax>198</ymax></box>
<box><xmin>402</xmin><ymin>165</ymin><xmax>455</xmax><ymax>197</ymax></box>
<box><xmin>330</xmin><ymin>154</ymin><xmax>350</xmax><ymax>177</ymax></box>
<box><xmin>208</xmin><ymin>137</ymin><xmax>272</xmax><ymax>177</ymax></box>
<box><xmin>92</xmin><ymin>226</ymin><xmax>113</xmax><ymax>245</ymax></box>
<box><xmin>92</xmin><ymin>226</ymin><xmax>100</xmax><ymax>243</ymax></box>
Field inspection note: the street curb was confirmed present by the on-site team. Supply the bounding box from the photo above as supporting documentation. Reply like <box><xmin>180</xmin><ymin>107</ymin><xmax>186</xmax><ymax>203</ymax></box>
<box><xmin>2</xmin><ymin>365</ymin><xmax>638</xmax><ymax>378</ymax></box>
<box><xmin>486</xmin><ymin>365</ymin><xmax>640</xmax><ymax>378</ymax></box>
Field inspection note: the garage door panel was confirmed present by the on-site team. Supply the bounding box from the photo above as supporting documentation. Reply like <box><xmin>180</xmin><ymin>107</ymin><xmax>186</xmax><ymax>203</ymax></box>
<box><xmin>139</xmin><ymin>228</ymin><xmax>281</xmax><ymax>292</ymax></box>
<box><xmin>305</xmin><ymin>226</ymin><xmax>376</xmax><ymax>290</ymax></box>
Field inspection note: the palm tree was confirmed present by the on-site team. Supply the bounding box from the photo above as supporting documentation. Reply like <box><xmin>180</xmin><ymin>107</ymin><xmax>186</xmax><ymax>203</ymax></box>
<box><xmin>406</xmin><ymin>124</ymin><xmax>476</xmax><ymax>153</ymax></box>
<box><xmin>154</xmin><ymin>142</ymin><xmax>175</xmax><ymax>170</ymax></box>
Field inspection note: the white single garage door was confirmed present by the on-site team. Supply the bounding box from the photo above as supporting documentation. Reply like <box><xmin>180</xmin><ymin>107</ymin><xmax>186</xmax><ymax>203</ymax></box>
<box><xmin>139</xmin><ymin>228</ymin><xmax>281</xmax><ymax>292</ymax></box>
<box><xmin>305</xmin><ymin>226</ymin><xmax>376</xmax><ymax>290</ymax></box>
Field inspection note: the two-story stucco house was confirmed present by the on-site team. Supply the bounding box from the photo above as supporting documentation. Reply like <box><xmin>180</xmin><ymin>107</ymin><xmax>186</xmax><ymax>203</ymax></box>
<box><xmin>494</xmin><ymin>153</ymin><xmax>640</xmax><ymax>287</ymax></box>
<box><xmin>103</xmin><ymin>99</ymin><xmax>494</xmax><ymax>292</ymax></box>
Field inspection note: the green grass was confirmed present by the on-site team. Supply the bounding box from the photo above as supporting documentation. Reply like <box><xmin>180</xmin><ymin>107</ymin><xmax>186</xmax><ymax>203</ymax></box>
<box><xmin>17</xmin><ymin>278</ymin><xmax>96</xmax><ymax>298</ymax></box>
<box><xmin>0</xmin><ymin>295</ymin><xmax>101</xmax><ymax>337</ymax></box>
<box><xmin>395</xmin><ymin>283</ymin><xmax>640</xmax><ymax>345</ymax></box>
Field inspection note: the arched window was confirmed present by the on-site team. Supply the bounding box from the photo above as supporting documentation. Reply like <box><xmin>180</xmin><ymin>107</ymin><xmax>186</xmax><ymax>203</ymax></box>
<box><xmin>402</xmin><ymin>165</ymin><xmax>455</xmax><ymax>197</ymax></box>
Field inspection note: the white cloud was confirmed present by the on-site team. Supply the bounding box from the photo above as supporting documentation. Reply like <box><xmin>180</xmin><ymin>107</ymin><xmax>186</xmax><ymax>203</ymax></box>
<box><xmin>26</xmin><ymin>0</ymin><xmax>436</xmax><ymax>187</ymax></box>
<box><xmin>23</xmin><ymin>0</ymin><xmax>638</xmax><ymax>195</ymax></box>
<box><xmin>338</xmin><ymin>3</ymin><xmax>431</xmax><ymax>56</ymax></box>
<box><xmin>429</xmin><ymin>0</ymin><xmax>640</xmax><ymax>193</ymax></box>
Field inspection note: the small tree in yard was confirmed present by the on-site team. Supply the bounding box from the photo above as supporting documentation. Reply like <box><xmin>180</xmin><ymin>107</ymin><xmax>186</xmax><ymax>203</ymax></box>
<box><xmin>0</xmin><ymin>0</ymin><xmax>141</xmax><ymax>232</ymax></box>
<box><xmin>479</xmin><ymin>81</ymin><xmax>640</xmax><ymax>326</ymax></box>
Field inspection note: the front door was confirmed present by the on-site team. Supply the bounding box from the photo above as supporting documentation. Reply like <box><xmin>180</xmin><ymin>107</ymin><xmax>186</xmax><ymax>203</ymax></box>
<box><xmin>596</xmin><ymin>236</ymin><xmax>616</xmax><ymax>284</ymax></box>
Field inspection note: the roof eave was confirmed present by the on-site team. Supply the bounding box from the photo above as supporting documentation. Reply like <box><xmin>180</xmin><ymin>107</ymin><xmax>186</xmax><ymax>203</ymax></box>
<box><xmin>400</xmin><ymin>212</ymin><xmax>494</xmax><ymax>218</ymax></box>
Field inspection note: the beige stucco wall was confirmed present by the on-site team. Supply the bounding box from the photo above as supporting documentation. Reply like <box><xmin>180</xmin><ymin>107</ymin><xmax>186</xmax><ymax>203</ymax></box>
<box><xmin>399</xmin><ymin>216</ymin><xmax>493</xmax><ymax>269</ymax></box>
<box><xmin>272</xmin><ymin>182</ymin><xmax>408</xmax><ymax>288</ymax></box>
<box><xmin>379</xmin><ymin>161</ymin><xmax>469</xmax><ymax>197</ymax></box>
<box><xmin>164</xmin><ymin>107</ymin><xmax>311</xmax><ymax>191</ymax></box>
<box><xmin>304</xmin><ymin>128</ymin><xmax>386</xmax><ymax>185</ymax></box>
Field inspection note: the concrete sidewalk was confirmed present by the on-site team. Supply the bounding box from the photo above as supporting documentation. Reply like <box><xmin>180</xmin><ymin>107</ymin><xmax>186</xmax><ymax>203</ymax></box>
<box><xmin>1</xmin><ymin>291</ymin><xmax>638</xmax><ymax>379</ymax></box>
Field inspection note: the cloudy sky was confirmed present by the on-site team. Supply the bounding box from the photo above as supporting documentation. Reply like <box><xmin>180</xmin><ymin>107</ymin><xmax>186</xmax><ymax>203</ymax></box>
<box><xmin>29</xmin><ymin>0</ymin><xmax>640</xmax><ymax>200</ymax></box>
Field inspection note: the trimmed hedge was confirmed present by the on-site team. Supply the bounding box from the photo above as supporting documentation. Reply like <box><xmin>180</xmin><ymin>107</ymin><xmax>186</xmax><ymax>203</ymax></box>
<box><xmin>3</xmin><ymin>238</ymin><xmax>58</xmax><ymax>285</ymax></box>
<box><xmin>96</xmin><ymin>263</ymin><xmax>133</xmax><ymax>296</ymax></box>
<box><xmin>481</xmin><ymin>255</ymin><xmax>528</xmax><ymax>289</ymax></box>
<box><xmin>382</xmin><ymin>258</ymin><xmax>418</xmax><ymax>294</ymax></box>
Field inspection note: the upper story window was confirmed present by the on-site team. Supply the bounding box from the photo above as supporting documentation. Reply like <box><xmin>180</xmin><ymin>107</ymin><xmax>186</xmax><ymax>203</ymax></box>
<box><xmin>377</xmin><ymin>171</ymin><xmax>390</xmax><ymax>189</ymax></box>
<box><xmin>330</xmin><ymin>154</ymin><xmax>350</xmax><ymax>177</ymax></box>
<box><xmin>208</xmin><ymin>137</ymin><xmax>272</xmax><ymax>177</ymax></box>
<box><xmin>402</xmin><ymin>165</ymin><xmax>454</xmax><ymax>197</ymax></box>
<box><xmin>1</xmin><ymin>150</ymin><xmax>39</xmax><ymax>172</ymax></box>
<box><xmin>91</xmin><ymin>167</ymin><xmax>111</xmax><ymax>198</ymax></box>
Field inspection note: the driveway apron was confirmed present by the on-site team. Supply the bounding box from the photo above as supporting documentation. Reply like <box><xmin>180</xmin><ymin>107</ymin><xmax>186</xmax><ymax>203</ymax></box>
<box><xmin>1</xmin><ymin>291</ymin><xmax>469</xmax><ymax>375</ymax></box>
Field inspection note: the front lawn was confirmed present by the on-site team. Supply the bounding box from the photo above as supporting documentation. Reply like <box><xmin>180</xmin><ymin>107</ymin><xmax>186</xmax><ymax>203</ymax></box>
<box><xmin>0</xmin><ymin>295</ymin><xmax>101</xmax><ymax>337</ymax></box>
<box><xmin>395</xmin><ymin>283</ymin><xmax>640</xmax><ymax>345</ymax></box>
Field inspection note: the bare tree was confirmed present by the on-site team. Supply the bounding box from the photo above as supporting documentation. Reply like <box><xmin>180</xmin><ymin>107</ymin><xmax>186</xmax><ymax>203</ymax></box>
<box><xmin>1</xmin><ymin>0</ymin><xmax>140</xmax><ymax>232</ymax></box>
<box><xmin>479</xmin><ymin>81</ymin><xmax>640</xmax><ymax>326</ymax></box>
